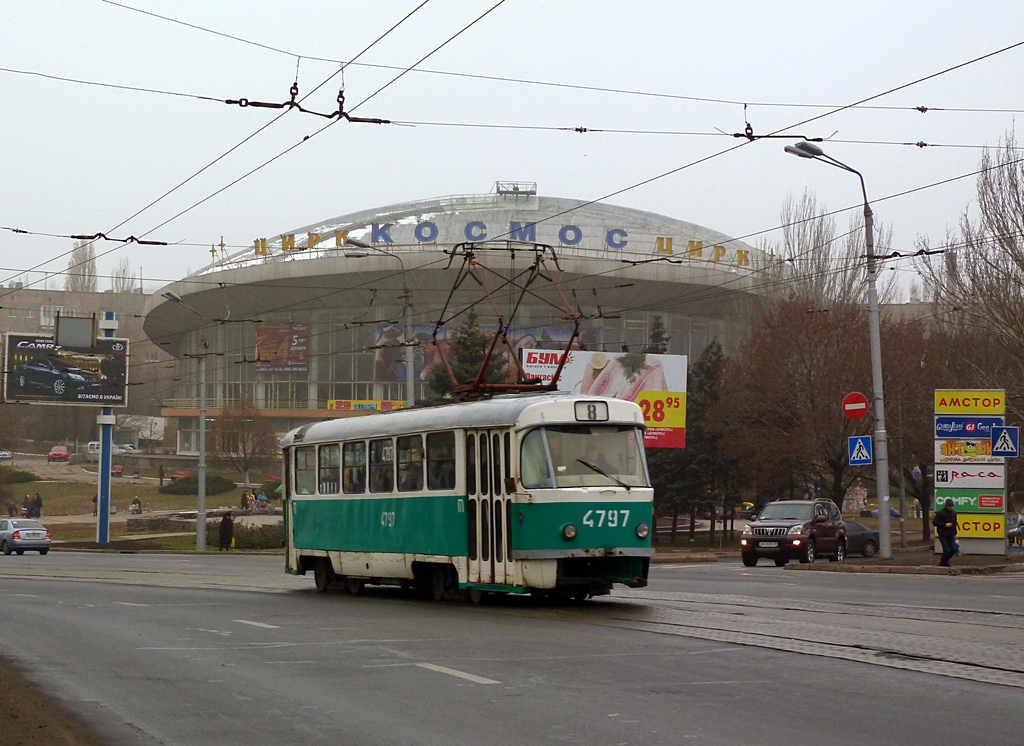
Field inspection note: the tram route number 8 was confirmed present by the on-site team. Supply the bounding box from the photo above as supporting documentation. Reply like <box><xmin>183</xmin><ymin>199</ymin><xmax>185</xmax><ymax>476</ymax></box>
<box><xmin>583</xmin><ymin>509</ymin><xmax>630</xmax><ymax>528</ymax></box>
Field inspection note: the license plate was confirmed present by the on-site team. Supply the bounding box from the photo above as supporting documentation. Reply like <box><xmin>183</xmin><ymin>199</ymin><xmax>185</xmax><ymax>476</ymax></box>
<box><xmin>760</xmin><ymin>541</ymin><xmax>779</xmax><ymax>548</ymax></box>
<box><xmin>27</xmin><ymin>532</ymin><xmax>43</xmax><ymax>539</ymax></box>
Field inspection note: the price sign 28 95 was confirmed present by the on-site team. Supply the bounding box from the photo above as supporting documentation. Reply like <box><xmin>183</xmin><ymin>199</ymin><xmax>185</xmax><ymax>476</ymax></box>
<box><xmin>635</xmin><ymin>391</ymin><xmax>687</xmax><ymax>428</ymax></box>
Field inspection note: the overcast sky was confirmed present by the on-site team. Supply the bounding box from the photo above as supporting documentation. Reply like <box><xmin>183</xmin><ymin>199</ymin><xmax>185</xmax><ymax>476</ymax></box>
<box><xmin>2</xmin><ymin>1</ymin><xmax>1022</xmax><ymax>301</ymax></box>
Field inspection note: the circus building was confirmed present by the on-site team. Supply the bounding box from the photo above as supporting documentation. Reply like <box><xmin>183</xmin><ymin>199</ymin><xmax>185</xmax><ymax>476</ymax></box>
<box><xmin>143</xmin><ymin>182</ymin><xmax>766</xmax><ymax>455</ymax></box>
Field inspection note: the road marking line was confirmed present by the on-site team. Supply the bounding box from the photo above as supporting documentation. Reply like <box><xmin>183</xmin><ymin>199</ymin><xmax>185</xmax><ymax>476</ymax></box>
<box><xmin>114</xmin><ymin>601</ymin><xmax>150</xmax><ymax>607</ymax></box>
<box><xmin>415</xmin><ymin>663</ymin><xmax>500</xmax><ymax>685</ymax></box>
<box><xmin>234</xmin><ymin>619</ymin><xmax>280</xmax><ymax>629</ymax></box>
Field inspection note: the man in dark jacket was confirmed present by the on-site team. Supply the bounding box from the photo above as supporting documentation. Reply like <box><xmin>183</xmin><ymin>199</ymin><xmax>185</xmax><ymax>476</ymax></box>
<box><xmin>933</xmin><ymin>498</ymin><xmax>959</xmax><ymax>567</ymax></box>
<box><xmin>218</xmin><ymin>512</ymin><xmax>234</xmax><ymax>551</ymax></box>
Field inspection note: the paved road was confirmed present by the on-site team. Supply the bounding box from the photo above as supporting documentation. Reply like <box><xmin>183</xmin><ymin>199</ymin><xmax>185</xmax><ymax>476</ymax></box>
<box><xmin>0</xmin><ymin>553</ymin><xmax>1018</xmax><ymax>744</ymax></box>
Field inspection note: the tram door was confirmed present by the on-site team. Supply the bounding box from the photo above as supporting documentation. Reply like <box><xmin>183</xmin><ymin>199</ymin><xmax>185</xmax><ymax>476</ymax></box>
<box><xmin>466</xmin><ymin>430</ymin><xmax>512</xmax><ymax>586</ymax></box>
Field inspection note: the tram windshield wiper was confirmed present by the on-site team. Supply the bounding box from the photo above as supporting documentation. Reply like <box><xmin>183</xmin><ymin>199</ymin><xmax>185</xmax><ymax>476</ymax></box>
<box><xmin>576</xmin><ymin>459</ymin><xmax>630</xmax><ymax>490</ymax></box>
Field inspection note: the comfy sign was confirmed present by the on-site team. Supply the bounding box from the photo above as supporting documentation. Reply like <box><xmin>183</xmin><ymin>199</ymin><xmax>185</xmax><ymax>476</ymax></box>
<box><xmin>934</xmin><ymin>389</ymin><xmax>1005</xmax><ymax>415</ymax></box>
<box><xmin>933</xmin><ymin>466</ymin><xmax>1004</xmax><ymax>489</ymax></box>
<box><xmin>934</xmin><ymin>489</ymin><xmax>1004</xmax><ymax>514</ymax></box>
<box><xmin>946</xmin><ymin>516</ymin><xmax>1005</xmax><ymax>540</ymax></box>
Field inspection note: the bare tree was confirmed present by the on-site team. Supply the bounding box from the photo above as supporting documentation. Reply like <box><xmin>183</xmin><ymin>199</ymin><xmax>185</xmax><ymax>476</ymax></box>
<box><xmin>111</xmin><ymin>257</ymin><xmax>137</xmax><ymax>294</ymax></box>
<box><xmin>919</xmin><ymin>131</ymin><xmax>1024</xmax><ymax>406</ymax></box>
<box><xmin>65</xmin><ymin>240</ymin><xmax>98</xmax><ymax>292</ymax></box>
<box><xmin>209</xmin><ymin>396</ymin><xmax>278</xmax><ymax>486</ymax></box>
<box><xmin>756</xmin><ymin>190</ymin><xmax>896</xmax><ymax>307</ymax></box>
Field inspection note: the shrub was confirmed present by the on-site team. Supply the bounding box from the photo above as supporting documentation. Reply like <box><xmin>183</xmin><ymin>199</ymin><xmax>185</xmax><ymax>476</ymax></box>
<box><xmin>258</xmin><ymin>478</ymin><xmax>281</xmax><ymax>498</ymax></box>
<box><xmin>160</xmin><ymin>473</ymin><xmax>236</xmax><ymax>496</ymax></box>
<box><xmin>206</xmin><ymin>520</ymin><xmax>285</xmax><ymax>550</ymax></box>
<box><xmin>0</xmin><ymin>468</ymin><xmax>39</xmax><ymax>485</ymax></box>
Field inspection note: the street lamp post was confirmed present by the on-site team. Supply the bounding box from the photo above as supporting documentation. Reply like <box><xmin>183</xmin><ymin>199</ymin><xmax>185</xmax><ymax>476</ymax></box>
<box><xmin>784</xmin><ymin>141</ymin><xmax>892</xmax><ymax>558</ymax></box>
<box><xmin>344</xmin><ymin>241</ymin><xmax>415</xmax><ymax>407</ymax></box>
<box><xmin>161</xmin><ymin>291</ymin><xmax>209</xmax><ymax>552</ymax></box>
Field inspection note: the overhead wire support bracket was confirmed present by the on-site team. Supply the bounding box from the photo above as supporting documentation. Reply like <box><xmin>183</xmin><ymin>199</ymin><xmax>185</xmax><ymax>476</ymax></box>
<box><xmin>224</xmin><ymin>84</ymin><xmax>391</xmax><ymax>124</ymax></box>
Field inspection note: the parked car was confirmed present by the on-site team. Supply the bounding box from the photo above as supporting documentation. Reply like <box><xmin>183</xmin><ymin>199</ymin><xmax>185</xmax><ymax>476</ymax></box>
<box><xmin>741</xmin><ymin>499</ymin><xmax>846</xmax><ymax>567</ymax></box>
<box><xmin>0</xmin><ymin>449</ymin><xmax>12</xmax><ymax>461</ymax></box>
<box><xmin>1006</xmin><ymin>513</ymin><xmax>1024</xmax><ymax>544</ymax></box>
<box><xmin>47</xmin><ymin>445</ymin><xmax>69</xmax><ymax>463</ymax></box>
<box><xmin>0</xmin><ymin>518</ymin><xmax>51</xmax><ymax>555</ymax></box>
<box><xmin>843</xmin><ymin>520</ymin><xmax>880</xmax><ymax>557</ymax></box>
<box><xmin>114</xmin><ymin>444</ymin><xmax>140</xmax><ymax>455</ymax></box>
<box><xmin>11</xmin><ymin>357</ymin><xmax>103</xmax><ymax>398</ymax></box>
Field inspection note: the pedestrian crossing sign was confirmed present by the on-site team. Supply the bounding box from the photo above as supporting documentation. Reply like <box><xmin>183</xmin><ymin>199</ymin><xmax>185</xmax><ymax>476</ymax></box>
<box><xmin>848</xmin><ymin>435</ymin><xmax>873</xmax><ymax>466</ymax></box>
<box><xmin>990</xmin><ymin>426</ymin><xmax>1019</xmax><ymax>457</ymax></box>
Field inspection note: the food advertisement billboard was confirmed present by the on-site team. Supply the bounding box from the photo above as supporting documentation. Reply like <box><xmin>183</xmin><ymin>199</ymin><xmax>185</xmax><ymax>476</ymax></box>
<box><xmin>3</xmin><ymin>333</ymin><xmax>129</xmax><ymax>406</ymax></box>
<box><xmin>521</xmin><ymin>349</ymin><xmax>687</xmax><ymax>448</ymax></box>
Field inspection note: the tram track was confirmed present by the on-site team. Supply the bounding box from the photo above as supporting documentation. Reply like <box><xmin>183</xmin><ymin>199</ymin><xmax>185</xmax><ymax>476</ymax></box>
<box><xmin>523</xmin><ymin>590</ymin><xmax>1024</xmax><ymax>689</ymax></box>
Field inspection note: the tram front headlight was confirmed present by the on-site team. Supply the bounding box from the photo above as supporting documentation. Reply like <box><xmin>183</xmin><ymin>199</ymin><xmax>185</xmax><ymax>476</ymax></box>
<box><xmin>635</xmin><ymin>522</ymin><xmax>650</xmax><ymax>539</ymax></box>
<box><xmin>562</xmin><ymin>524</ymin><xmax>578</xmax><ymax>540</ymax></box>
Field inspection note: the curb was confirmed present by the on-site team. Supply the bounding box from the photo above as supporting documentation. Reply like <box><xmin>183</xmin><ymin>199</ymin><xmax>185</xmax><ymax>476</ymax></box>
<box><xmin>786</xmin><ymin>563</ymin><xmax>1024</xmax><ymax>576</ymax></box>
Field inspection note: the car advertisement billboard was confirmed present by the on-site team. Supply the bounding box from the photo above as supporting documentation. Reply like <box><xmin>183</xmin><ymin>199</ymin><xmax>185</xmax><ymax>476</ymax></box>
<box><xmin>3</xmin><ymin>333</ymin><xmax>129</xmax><ymax>406</ymax></box>
<box><xmin>521</xmin><ymin>348</ymin><xmax>687</xmax><ymax>448</ymax></box>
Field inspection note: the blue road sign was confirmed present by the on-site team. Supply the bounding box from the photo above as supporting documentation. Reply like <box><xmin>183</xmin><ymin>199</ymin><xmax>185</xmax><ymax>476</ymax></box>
<box><xmin>991</xmin><ymin>426</ymin><xmax>1019</xmax><ymax>457</ymax></box>
<box><xmin>849</xmin><ymin>435</ymin><xmax>873</xmax><ymax>466</ymax></box>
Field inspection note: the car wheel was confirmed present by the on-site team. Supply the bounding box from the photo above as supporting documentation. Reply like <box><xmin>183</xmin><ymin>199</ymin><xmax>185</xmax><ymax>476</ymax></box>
<box><xmin>800</xmin><ymin>538</ymin><xmax>816</xmax><ymax>564</ymax></box>
<box><xmin>53</xmin><ymin>379</ymin><xmax>66</xmax><ymax>395</ymax></box>
<box><xmin>741</xmin><ymin>553</ymin><xmax>758</xmax><ymax>567</ymax></box>
<box><xmin>774</xmin><ymin>558</ymin><xmax>788</xmax><ymax>567</ymax></box>
<box><xmin>17</xmin><ymin>374</ymin><xmax>27</xmax><ymax>389</ymax></box>
<box><xmin>830</xmin><ymin>540</ymin><xmax>846</xmax><ymax>563</ymax></box>
<box><xmin>861</xmin><ymin>539</ymin><xmax>878</xmax><ymax>558</ymax></box>
<box><xmin>39</xmin><ymin>548</ymin><xmax>48</xmax><ymax>556</ymax></box>
<box><xmin>1</xmin><ymin>541</ymin><xmax>10</xmax><ymax>556</ymax></box>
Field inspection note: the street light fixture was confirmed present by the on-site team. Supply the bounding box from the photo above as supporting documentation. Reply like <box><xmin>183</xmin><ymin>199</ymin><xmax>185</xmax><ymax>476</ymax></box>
<box><xmin>785</xmin><ymin>141</ymin><xmax>892</xmax><ymax>559</ymax></box>
<box><xmin>162</xmin><ymin>290</ymin><xmax>209</xmax><ymax>552</ymax></box>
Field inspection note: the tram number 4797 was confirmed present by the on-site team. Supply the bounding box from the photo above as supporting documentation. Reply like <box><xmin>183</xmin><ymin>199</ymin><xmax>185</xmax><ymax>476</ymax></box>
<box><xmin>583</xmin><ymin>509</ymin><xmax>629</xmax><ymax>528</ymax></box>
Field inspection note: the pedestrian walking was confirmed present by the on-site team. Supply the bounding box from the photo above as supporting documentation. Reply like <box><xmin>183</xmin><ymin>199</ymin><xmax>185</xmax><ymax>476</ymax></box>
<box><xmin>933</xmin><ymin>498</ymin><xmax>959</xmax><ymax>567</ymax></box>
<box><xmin>158</xmin><ymin>465</ymin><xmax>165</xmax><ymax>487</ymax></box>
<box><xmin>218</xmin><ymin>511</ymin><xmax>234</xmax><ymax>551</ymax></box>
<box><xmin>32</xmin><ymin>493</ymin><xmax>42</xmax><ymax>518</ymax></box>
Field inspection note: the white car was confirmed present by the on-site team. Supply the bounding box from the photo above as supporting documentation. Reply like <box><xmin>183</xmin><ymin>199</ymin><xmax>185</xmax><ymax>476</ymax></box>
<box><xmin>116</xmin><ymin>444</ymin><xmax>140</xmax><ymax>454</ymax></box>
<box><xmin>0</xmin><ymin>449</ymin><xmax>12</xmax><ymax>461</ymax></box>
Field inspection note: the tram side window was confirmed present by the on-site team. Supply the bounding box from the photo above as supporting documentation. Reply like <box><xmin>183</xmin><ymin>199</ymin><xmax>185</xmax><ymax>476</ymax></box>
<box><xmin>294</xmin><ymin>446</ymin><xmax>316</xmax><ymax>495</ymax></box>
<box><xmin>342</xmin><ymin>441</ymin><xmax>366</xmax><ymax>494</ymax></box>
<box><xmin>369</xmin><ymin>438</ymin><xmax>394</xmax><ymax>493</ymax></box>
<box><xmin>520</xmin><ymin>429</ymin><xmax>553</xmax><ymax>489</ymax></box>
<box><xmin>397</xmin><ymin>435</ymin><xmax>424</xmax><ymax>492</ymax></box>
<box><xmin>427</xmin><ymin>431</ymin><xmax>456</xmax><ymax>490</ymax></box>
<box><xmin>318</xmin><ymin>444</ymin><xmax>340</xmax><ymax>494</ymax></box>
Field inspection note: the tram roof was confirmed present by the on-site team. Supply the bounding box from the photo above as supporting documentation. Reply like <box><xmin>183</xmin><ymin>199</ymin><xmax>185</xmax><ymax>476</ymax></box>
<box><xmin>279</xmin><ymin>393</ymin><xmax>643</xmax><ymax>447</ymax></box>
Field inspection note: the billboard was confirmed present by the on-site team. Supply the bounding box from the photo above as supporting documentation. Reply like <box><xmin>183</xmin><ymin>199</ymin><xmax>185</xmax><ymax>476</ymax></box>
<box><xmin>521</xmin><ymin>348</ymin><xmax>687</xmax><ymax>448</ymax></box>
<box><xmin>933</xmin><ymin>489</ymin><xmax>1004</xmax><ymax>514</ymax></box>
<box><xmin>3</xmin><ymin>333</ymin><xmax>129</xmax><ymax>406</ymax></box>
<box><xmin>255</xmin><ymin>322</ymin><xmax>309</xmax><ymax>373</ymax></box>
<box><xmin>933</xmin><ymin>415</ymin><xmax>1004</xmax><ymax>440</ymax></box>
<box><xmin>933</xmin><ymin>439</ymin><xmax>1003</xmax><ymax>464</ymax></box>
<box><xmin>933</xmin><ymin>465</ymin><xmax>1004</xmax><ymax>490</ymax></box>
<box><xmin>327</xmin><ymin>399</ymin><xmax>407</xmax><ymax>412</ymax></box>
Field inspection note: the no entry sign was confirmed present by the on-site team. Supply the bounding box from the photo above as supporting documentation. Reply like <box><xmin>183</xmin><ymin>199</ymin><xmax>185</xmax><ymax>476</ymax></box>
<box><xmin>842</xmin><ymin>391</ymin><xmax>869</xmax><ymax>420</ymax></box>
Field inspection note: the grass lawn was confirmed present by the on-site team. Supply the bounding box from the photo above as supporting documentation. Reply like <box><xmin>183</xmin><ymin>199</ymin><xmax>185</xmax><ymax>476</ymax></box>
<box><xmin>8</xmin><ymin>479</ymin><xmax>249</xmax><ymax>517</ymax></box>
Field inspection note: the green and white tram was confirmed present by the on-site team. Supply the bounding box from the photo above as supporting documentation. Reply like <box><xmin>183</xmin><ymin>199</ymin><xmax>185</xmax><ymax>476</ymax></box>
<box><xmin>280</xmin><ymin>393</ymin><xmax>654</xmax><ymax>601</ymax></box>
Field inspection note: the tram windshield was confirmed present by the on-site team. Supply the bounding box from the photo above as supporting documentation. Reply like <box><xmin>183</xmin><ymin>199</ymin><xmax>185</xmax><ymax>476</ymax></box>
<box><xmin>520</xmin><ymin>425</ymin><xmax>648</xmax><ymax>489</ymax></box>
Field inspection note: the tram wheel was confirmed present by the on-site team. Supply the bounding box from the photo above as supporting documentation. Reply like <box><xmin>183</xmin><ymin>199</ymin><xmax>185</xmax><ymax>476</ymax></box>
<box><xmin>313</xmin><ymin>559</ymin><xmax>334</xmax><ymax>592</ymax></box>
<box><xmin>430</xmin><ymin>566</ymin><xmax>447</xmax><ymax>601</ymax></box>
<box><xmin>571</xmin><ymin>591</ymin><xmax>591</xmax><ymax>603</ymax></box>
<box><xmin>466</xmin><ymin>588</ymin><xmax>484</xmax><ymax>605</ymax></box>
<box><xmin>345</xmin><ymin>577</ymin><xmax>364</xmax><ymax>595</ymax></box>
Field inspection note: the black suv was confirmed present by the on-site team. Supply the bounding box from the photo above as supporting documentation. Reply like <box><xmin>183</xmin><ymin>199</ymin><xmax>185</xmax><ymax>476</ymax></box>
<box><xmin>741</xmin><ymin>499</ymin><xmax>846</xmax><ymax>567</ymax></box>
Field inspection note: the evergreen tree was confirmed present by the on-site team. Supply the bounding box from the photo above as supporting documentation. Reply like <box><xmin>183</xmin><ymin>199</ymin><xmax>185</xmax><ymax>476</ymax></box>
<box><xmin>426</xmin><ymin>310</ymin><xmax>508</xmax><ymax>399</ymax></box>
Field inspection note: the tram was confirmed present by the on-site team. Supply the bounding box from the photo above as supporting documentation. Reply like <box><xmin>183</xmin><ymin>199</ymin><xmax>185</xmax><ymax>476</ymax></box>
<box><xmin>280</xmin><ymin>393</ymin><xmax>653</xmax><ymax>602</ymax></box>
